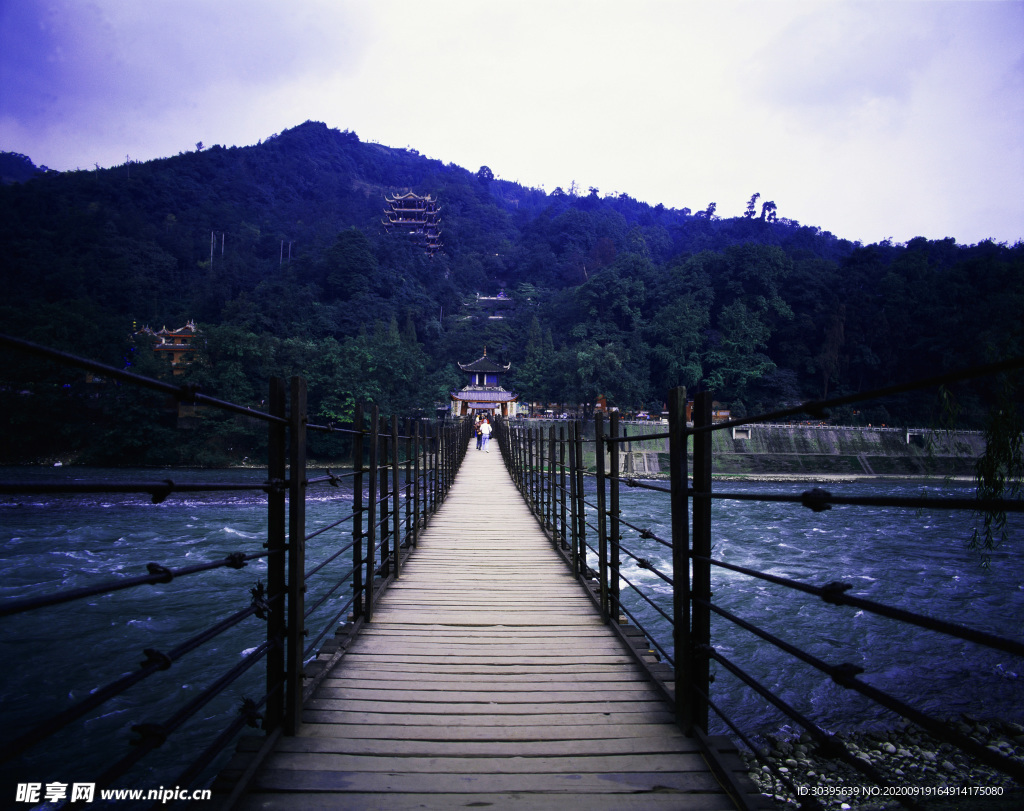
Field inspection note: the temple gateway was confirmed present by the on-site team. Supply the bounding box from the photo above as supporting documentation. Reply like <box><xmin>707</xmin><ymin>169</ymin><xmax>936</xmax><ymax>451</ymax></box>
<box><xmin>450</xmin><ymin>348</ymin><xmax>519</xmax><ymax>418</ymax></box>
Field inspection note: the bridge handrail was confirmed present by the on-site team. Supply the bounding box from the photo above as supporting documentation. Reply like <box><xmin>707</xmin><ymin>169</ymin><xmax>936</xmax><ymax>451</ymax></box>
<box><xmin>0</xmin><ymin>336</ymin><xmax>472</xmax><ymax>798</ymax></box>
<box><xmin>495</xmin><ymin>355</ymin><xmax>1024</xmax><ymax>804</ymax></box>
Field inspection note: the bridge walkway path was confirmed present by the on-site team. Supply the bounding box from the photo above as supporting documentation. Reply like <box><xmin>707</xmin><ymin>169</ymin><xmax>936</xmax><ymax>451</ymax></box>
<box><xmin>231</xmin><ymin>440</ymin><xmax>746</xmax><ymax>810</ymax></box>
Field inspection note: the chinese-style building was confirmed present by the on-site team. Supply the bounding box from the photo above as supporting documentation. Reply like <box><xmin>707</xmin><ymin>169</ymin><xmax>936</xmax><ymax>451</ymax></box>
<box><xmin>135</xmin><ymin>321</ymin><xmax>199</xmax><ymax>374</ymax></box>
<box><xmin>382</xmin><ymin>191</ymin><xmax>441</xmax><ymax>254</ymax></box>
<box><xmin>450</xmin><ymin>348</ymin><xmax>519</xmax><ymax>418</ymax></box>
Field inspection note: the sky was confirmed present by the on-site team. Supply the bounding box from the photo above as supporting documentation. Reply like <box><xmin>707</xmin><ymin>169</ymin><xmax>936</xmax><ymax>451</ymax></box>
<box><xmin>1</xmin><ymin>0</ymin><xmax>1022</xmax><ymax>246</ymax></box>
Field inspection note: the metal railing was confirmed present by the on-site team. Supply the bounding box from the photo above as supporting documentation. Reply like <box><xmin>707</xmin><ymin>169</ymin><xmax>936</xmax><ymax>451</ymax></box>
<box><xmin>0</xmin><ymin>332</ymin><xmax>471</xmax><ymax>802</ymax></box>
<box><xmin>495</xmin><ymin>358</ymin><xmax>1024</xmax><ymax>809</ymax></box>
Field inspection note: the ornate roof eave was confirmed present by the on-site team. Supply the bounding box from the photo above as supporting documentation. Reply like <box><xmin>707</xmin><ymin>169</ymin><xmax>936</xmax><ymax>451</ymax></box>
<box><xmin>450</xmin><ymin>390</ymin><xmax>518</xmax><ymax>402</ymax></box>
<box><xmin>384</xmin><ymin>191</ymin><xmax>436</xmax><ymax>203</ymax></box>
<box><xmin>458</xmin><ymin>358</ymin><xmax>511</xmax><ymax>373</ymax></box>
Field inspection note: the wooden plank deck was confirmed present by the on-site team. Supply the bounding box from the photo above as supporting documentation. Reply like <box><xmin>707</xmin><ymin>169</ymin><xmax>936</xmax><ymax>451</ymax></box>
<box><xmin>230</xmin><ymin>442</ymin><xmax>748</xmax><ymax>810</ymax></box>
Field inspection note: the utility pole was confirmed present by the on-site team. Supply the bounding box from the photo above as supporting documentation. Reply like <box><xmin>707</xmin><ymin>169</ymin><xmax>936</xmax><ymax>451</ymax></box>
<box><xmin>210</xmin><ymin>231</ymin><xmax>224</xmax><ymax>268</ymax></box>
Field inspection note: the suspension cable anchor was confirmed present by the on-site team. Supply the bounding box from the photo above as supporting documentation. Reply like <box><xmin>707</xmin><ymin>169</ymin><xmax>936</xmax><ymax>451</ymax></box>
<box><xmin>149</xmin><ymin>479</ymin><xmax>174</xmax><ymax>504</ymax></box>
<box><xmin>250</xmin><ymin>580</ymin><xmax>269</xmax><ymax>620</ymax></box>
<box><xmin>820</xmin><ymin>580</ymin><xmax>853</xmax><ymax>604</ymax></box>
<box><xmin>141</xmin><ymin>648</ymin><xmax>172</xmax><ymax>670</ymax></box>
<box><xmin>146</xmin><ymin>562</ymin><xmax>173</xmax><ymax>583</ymax></box>
<box><xmin>801</xmin><ymin>487</ymin><xmax>833</xmax><ymax>512</ymax></box>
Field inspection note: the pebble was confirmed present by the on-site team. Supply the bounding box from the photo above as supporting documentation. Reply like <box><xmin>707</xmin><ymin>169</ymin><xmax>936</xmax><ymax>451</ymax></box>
<box><xmin>742</xmin><ymin>716</ymin><xmax>1019</xmax><ymax>809</ymax></box>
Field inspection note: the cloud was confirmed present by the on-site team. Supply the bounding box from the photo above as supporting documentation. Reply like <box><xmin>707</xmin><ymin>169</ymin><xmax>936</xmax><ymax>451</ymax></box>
<box><xmin>1</xmin><ymin>0</ymin><xmax>367</xmax><ymax>166</ymax></box>
<box><xmin>0</xmin><ymin>0</ymin><xmax>1021</xmax><ymax>244</ymax></box>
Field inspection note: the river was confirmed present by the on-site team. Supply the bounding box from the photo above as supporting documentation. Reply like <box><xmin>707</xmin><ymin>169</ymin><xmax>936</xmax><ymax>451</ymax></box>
<box><xmin>1</xmin><ymin>468</ymin><xmax>1022</xmax><ymax>797</ymax></box>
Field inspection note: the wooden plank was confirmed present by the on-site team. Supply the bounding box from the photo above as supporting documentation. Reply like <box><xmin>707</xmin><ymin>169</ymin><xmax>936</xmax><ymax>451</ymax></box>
<box><xmin>235</xmin><ymin>791</ymin><xmax>740</xmax><ymax>811</ymax></box>
<box><xmin>239</xmin><ymin>735</ymin><xmax>704</xmax><ymax>757</ymax></box>
<box><xmin>255</xmin><ymin>752</ymin><xmax>710</xmax><ymax>774</ymax></box>
<box><xmin>250</xmin><ymin>768</ymin><xmax>724</xmax><ymax>794</ymax></box>
<box><xmin>229</xmin><ymin>443</ymin><xmax>741</xmax><ymax>810</ymax></box>
<box><xmin>300</xmin><ymin>710</ymin><xmax>677</xmax><ymax>727</ymax></box>
<box><xmin>304</xmin><ymin>696</ymin><xmax>672</xmax><ymax>713</ymax></box>
<box><xmin>311</xmin><ymin>687</ymin><xmax>662</xmax><ymax>701</ymax></box>
<box><xmin>296</xmin><ymin>722</ymin><xmax>694</xmax><ymax>741</ymax></box>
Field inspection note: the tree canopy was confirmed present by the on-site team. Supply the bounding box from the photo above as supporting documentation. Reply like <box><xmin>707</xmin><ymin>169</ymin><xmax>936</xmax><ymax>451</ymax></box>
<box><xmin>1</xmin><ymin>120</ymin><xmax>1021</xmax><ymax>463</ymax></box>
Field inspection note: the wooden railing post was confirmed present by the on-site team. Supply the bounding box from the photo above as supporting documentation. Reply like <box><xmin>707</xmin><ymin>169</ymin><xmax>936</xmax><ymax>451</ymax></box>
<box><xmin>391</xmin><ymin>415</ymin><xmax>401</xmax><ymax>577</ymax></box>
<box><xmin>365</xmin><ymin>406</ymin><xmax>379</xmax><ymax>621</ymax></box>
<box><xmin>265</xmin><ymin>376</ymin><xmax>286</xmax><ymax>733</ymax></box>
<box><xmin>538</xmin><ymin>426</ymin><xmax>545</xmax><ymax>520</ymax></box>
<box><xmin>691</xmin><ymin>391</ymin><xmax>713</xmax><ymax>732</ymax></box>
<box><xmin>668</xmin><ymin>386</ymin><xmax>691</xmax><ymax>729</ymax></box>
<box><xmin>425</xmin><ymin>421</ymin><xmax>433</xmax><ymax>523</ymax></box>
<box><xmin>558</xmin><ymin>425</ymin><xmax>568</xmax><ymax>551</ymax></box>
<box><xmin>594</xmin><ymin>413</ymin><xmax>609</xmax><ymax>622</ymax></box>
<box><xmin>567</xmin><ymin>422</ymin><xmax>579</xmax><ymax>577</ymax></box>
<box><xmin>378</xmin><ymin>415</ymin><xmax>391</xmax><ymax>578</ymax></box>
<box><xmin>573</xmin><ymin>420</ymin><xmax>585</xmax><ymax>580</ymax></box>
<box><xmin>351</xmin><ymin>404</ymin><xmax>365</xmax><ymax>619</ymax></box>
<box><xmin>609</xmin><ymin>411</ymin><xmax>621</xmax><ymax>622</ymax></box>
<box><xmin>548</xmin><ymin>425</ymin><xmax>556</xmax><ymax>534</ymax></box>
<box><xmin>285</xmin><ymin>375</ymin><xmax>307</xmax><ymax>735</ymax></box>
<box><xmin>411</xmin><ymin>420</ymin><xmax>420</xmax><ymax>547</ymax></box>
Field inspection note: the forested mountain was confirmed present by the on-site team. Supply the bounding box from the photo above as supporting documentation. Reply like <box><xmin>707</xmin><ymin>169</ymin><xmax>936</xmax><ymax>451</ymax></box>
<box><xmin>1</xmin><ymin>121</ymin><xmax>1021</xmax><ymax>464</ymax></box>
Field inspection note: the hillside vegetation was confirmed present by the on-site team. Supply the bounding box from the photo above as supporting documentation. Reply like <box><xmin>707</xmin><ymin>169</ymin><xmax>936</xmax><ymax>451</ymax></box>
<box><xmin>0</xmin><ymin>121</ymin><xmax>1021</xmax><ymax>464</ymax></box>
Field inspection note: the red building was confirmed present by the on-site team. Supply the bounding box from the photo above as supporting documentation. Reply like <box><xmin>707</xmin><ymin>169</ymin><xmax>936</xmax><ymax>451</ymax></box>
<box><xmin>135</xmin><ymin>321</ymin><xmax>199</xmax><ymax>374</ymax></box>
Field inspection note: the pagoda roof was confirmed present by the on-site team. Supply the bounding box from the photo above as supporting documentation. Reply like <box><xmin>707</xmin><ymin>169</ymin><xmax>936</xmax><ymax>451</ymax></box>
<box><xmin>458</xmin><ymin>349</ymin><xmax>510</xmax><ymax>374</ymax></box>
<box><xmin>384</xmin><ymin>191</ymin><xmax>437</xmax><ymax>203</ymax></box>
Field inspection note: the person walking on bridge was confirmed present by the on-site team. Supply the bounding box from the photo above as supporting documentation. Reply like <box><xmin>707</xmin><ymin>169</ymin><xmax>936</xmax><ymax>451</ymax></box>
<box><xmin>479</xmin><ymin>417</ymin><xmax>492</xmax><ymax>452</ymax></box>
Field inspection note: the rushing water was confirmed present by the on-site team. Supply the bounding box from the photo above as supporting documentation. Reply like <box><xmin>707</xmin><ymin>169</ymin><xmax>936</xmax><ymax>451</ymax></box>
<box><xmin>602</xmin><ymin>478</ymin><xmax>1024</xmax><ymax>741</ymax></box>
<box><xmin>1</xmin><ymin>468</ymin><xmax>1022</xmax><ymax>798</ymax></box>
<box><xmin>0</xmin><ymin>466</ymin><xmax>363</xmax><ymax>799</ymax></box>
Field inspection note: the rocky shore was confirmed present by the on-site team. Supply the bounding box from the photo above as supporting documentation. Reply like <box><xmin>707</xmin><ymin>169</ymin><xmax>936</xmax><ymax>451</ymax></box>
<box><xmin>742</xmin><ymin>716</ymin><xmax>1024</xmax><ymax>809</ymax></box>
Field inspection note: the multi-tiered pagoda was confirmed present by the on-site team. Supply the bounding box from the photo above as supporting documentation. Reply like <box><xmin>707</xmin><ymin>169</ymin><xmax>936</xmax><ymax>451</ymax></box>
<box><xmin>450</xmin><ymin>348</ymin><xmax>519</xmax><ymax>418</ymax></box>
<box><xmin>382</xmin><ymin>191</ymin><xmax>441</xmax><ymax>254</ymax></box>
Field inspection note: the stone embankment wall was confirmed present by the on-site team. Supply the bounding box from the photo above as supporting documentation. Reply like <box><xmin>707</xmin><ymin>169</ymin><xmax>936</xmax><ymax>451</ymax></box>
<box><xmin>598</xmin><ymin>423</ymin><xmax>986</xmax><ymax>478</ymax></box>
<box><xmin>709</xmin><ymin>424</ymin><xmax>986</xmax><ymax>477</ymax></box>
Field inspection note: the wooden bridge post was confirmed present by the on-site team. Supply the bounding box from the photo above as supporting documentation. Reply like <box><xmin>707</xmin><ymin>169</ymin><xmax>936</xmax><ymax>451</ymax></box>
<box><xmin>391</xmin><ymin>415</ymin><xmax>401</xmax><ymax>577</ymax></box>
<box><xmin>366</xmin><ymin>406</ymin><xmax>379</xmax><ymax>622</ymax></box>
<box><xmin>352</xmin><ymin>404</ymin><xmax>365</xmax><ymax>619</ymax></box>
<box><xmin>691</xmin><ymin>391</ymin><xmax>713</xmax><ymax>732</ymax></box>
<box><xmin>667</xmin><ymin>386</ymin><xmax>691</xmax><ymax>731</ymax></box>
<box><xmin>572</xmin><ymin>420</ymin><xmax>585</xmax><ymax>580</ymax></box>
<box><xmin>527</xmin><ymin>427</ymin><xmax>536</xmax><ymax>513</ymax></box>
<box><xmin>548</xmin><ymin>425</ymin><xmax>556</xmax><ymax>534</ymax></box>
<box><xmin>440</xmin><ymin>420</ymin><xmax>449</xmax><ymax>499</ymax></box>
<box><xmin>285</xmin><ymin>375</ymin><xmax>307</xmax><ymax>735</ymax></box>
<box><xmin>411</xmin><ymin>420</ymin><xmax>420</xmax><ymax>546</ymax></box>
<box><xmin>594</xmin><ymin>413</ymin><xmax>609</xmax><ymax>622</ymax></box>
<box><xmin>514</xmin><ymin>424</ymin><xmax>523</xmax><ymax>489</ymax></box>
<box><xmin>378</xmin><ymin>415</ymin><xmax>391</xmax><ymax>578</ymax></box>
<box><xmin>566</xmin><ymin>422</ymin><xmax>579</xmax><ymax>577</ymax></box>
<box><xmin>558</xmin><ymin>425</ymin><xmax>568</xmax><ymax>551</ymax></box>
<box><xmin>609</xmin><ymin>411</ymin><xmax>621</xmax><ymax>621</ymax></box>
<box><xmin>264</xmin><ymin>376</ymin><xmax>287</xmax><ymax>733</ymax></box>
<box><xmin>536</xmin><ymin>428</ymin><xmax>544</xmax><ymax>522</ymax></box>
<box><xmin>426</xmin><ymin>420</ymin><xmax>436</xmax><ymax>518</ymax></box>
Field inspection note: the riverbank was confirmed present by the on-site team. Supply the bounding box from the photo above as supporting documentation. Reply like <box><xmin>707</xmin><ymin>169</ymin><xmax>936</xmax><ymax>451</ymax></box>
<box><xmin>743</xmin><ymin>716</ymin><xmax>1024</xmax><ymax>809</ymax></box>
